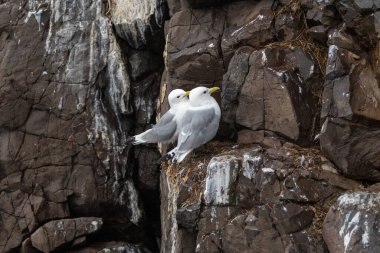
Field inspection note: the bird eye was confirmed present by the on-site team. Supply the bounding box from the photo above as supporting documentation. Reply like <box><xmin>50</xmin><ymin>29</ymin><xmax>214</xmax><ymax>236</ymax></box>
<box><xmin>203</xmin><ymin>91</ymin><xmax>207</xmax><ymax>94</ymax></box>
<box><xmin>177</xmin><ymin>96</ymin><xmax>180</xmax><ymax>98</ymax></box>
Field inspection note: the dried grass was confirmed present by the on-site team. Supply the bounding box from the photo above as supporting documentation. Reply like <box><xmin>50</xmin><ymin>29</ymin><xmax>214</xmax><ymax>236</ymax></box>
<box><xmin>275</xmin><ymin>0</ymin><xmax>303</xmax><ymax>18</ymax></box>
<box><xmin>284</xmin><ymin>146</ymin><xmax>322</xmax><ymax>170</ymax></box>
<box><xmin>269</xmin><ymin>0</ymin><xmax>328</xmax><ymax>75</ymax></box>
<box><xmin>267</xmin><ymin>33</ymin><xmax>328</xmax><ymax>76</ymax></box>
<box><xmin>308</xmin><ymin>205</ymin><xmax>328</xmax><ymax>241</ymax></box>
<box><xmin>308</xmin><ymin>193</ymin><xmax>338</xmax><ymax>242</ymax></box>
<box><xmin>162</xmin><ymin>141</ymin><xmax>234</xmax><ymax>207</ymax></box>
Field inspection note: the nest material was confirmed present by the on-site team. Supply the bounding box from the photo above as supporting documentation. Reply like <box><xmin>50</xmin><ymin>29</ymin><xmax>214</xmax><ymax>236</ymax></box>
<box><xmin>163</xmin><ymin>141</ymin><xmax>234</xmax><ymax>207</ymax></box>
<box><xmin>308</xmin><ymin>193</ymin><xmax>339</xmax><ymax>242</ymax></box>
<box><xmin>270</xmin><ymin>0</ymin><xmax>328</xmax><ymax>75</ymax></box>
<box><xmin>268</xmin><ymin>33</ymin><xmax>328</xmax><ymax>76</ymax></box>
<box><xmin>275</xmin><ymin>0</ymin><xmax>303</xmax><ymax>17</ymax></box>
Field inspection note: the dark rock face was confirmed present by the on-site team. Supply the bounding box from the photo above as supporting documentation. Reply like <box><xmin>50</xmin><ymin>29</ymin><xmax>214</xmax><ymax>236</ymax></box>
<box><xmin>164</xmin><ymin>0</ymin><xmax>324</xmax><ymax>145</ymax></box>
<box><xmin>30</xmin><ymin>217</ymin><xmax>103</xmax><ymax>253</ymax></box>
<box><xmin>66</xmin><ymin>241</ymin><xmax>152</xmax><ymax>253</ymax></box>
<box><xmin>221</xmin><ymin>0</ymin><xmax>275</xmax><ymax>62</ymax></box>
<box><xmin>166</xmin><ymin>7</ymin><xmax>226</xmax><ymax>88</ymax></box>
<box><xmin>167</xmin><ymin>0</ymin><xmax>242</xmax><ymax>16</ymax></box>
<box><xmin>320</xmin><ymin>118</ymin><xmax>380</xmax><ymax>180</ymax></box>
<box><xmin>111</xmin><ymin>0</ymin><xmax>168</xmax><ymax>49</ymax></box>
<box><xmin>223</xmin><ymin>46</ymin><xmax>322</xmax><ymax>144</ymax></box>
<box><xmin>323</xmin><ymin>191</ymin><xmax>380</xmax><ymax>253</ymax></box>
<box><xmin>164</xmin><ymin>0</ymin><xmax>277</xmax><ymax>92</ymax></box>
<box><xmin>0</xmin><ymin>0</ymin><xmax>164</xmax><ymax>252</ymax></box>
<box><xmin>160</xmin><ymin>141</ymin><xmax>363</xmax><ymax>253</ymax></box>
<box><xmin>320</xmin><ymin>5</ymin><xmax>380</xmax><ymax>180</ymax></box>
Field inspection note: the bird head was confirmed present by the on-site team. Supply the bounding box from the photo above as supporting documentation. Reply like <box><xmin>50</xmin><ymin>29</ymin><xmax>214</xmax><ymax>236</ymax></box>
<box><xmin>189</xmin><ymin>86</ymin><xmax>220</xmax><ymax>106</ymax></box>
<box><xmin>168</xmin><ymin>89</ymin><xmax>189</xmax><ymax>108</ymax></box>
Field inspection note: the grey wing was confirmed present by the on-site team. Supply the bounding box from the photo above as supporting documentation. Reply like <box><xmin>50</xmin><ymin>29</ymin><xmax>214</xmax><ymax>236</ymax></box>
<box><xmin>177</xmin><ymin>107</ymin><xmax>219</xmax><ymax>152</ymax></box>
<box><xmin>142</xmin><ymin>110</ymin><xmax>177</xmax><ymax>143</ymax></box>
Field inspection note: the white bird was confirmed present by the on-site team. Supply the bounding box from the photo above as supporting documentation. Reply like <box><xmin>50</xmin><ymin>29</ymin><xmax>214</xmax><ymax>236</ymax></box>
<box><xmin>128</xmin><ymin>89</ymin><xmax>189</xmax><ymax>145</ymax></box>
<box><xmin>165</xmin><ymin>86</ymin><xmax>221</xmax><ymax>164</ymax></box>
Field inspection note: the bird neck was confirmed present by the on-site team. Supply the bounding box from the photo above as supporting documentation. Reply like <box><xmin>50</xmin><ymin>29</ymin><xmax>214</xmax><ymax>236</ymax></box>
<box><xmin>190</xmin><ymin>97</ymin><xmax>216</xmax><ymax>107</ymax></box>
<box><xmin>171</xmin><ymin>101</ymin><xmax>188</xmax><ymax>109</ymax></box>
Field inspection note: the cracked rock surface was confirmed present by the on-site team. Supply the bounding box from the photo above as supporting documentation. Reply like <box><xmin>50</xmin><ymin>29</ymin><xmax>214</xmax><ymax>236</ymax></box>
<box><xmin>160</xmin><ymin>140</ymin><xmax>363</xmax><ymax>253</ymax></box>
<box><xmin>1</xmin><ymin>0</ymin><xmax>163</xmax><ymax>252</ymax></box>
<box><xmin>323</xmin><ymin>192</ymin><xmax>380</xmax><ymax>253</ymax></box>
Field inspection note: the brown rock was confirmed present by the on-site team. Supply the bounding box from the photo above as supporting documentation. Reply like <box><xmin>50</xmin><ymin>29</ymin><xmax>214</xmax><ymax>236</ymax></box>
<box><xmin>237</xmin><ymin>130</ymin><xmax>265</xmax><ymax>144</ymax></box>
<box><xmin>71</xmin><ymin>236</ymin><xmax>87</xmax><ymax>248</ymax></box>
<box><xmin>166</xmin><ymin>7</ymin><xmax>225</xmax><ymax>86</ymax></box>
<box><xmin>161</xmin><ymin>142</ymin><xmax>363</xmax><ymax>252</ymax></box>
<box><xmin>203</xmin><ymin>155</ymin><xmax>240</xmax><ymax>205</ymax></box>
<box><xmin>320</xmin><ymin>117</ymin><xmax>380</xmax><ymax>181</ymax></box>
<box><xmin>165</xmin><ymin>0</ymin><xmax>277</xmax><ymax>93</ymax></box>
<box><xmin>178</xmin><ymin>229</ymin><xmax>197</xmax><ymax>253</ymax></box>
<box><xmin>271</xmin><ymin>202</ymin><xmax>314</xmax><ymax>234</ymax></box>
<box><xmin>0</xmin><ymin>189</ymin><xmax>70</xmax><ymax>252</ymax></box>
<box><xmin>67</xmin><ymin>165</ymin><xmax>97</xmax><ymax>214</ymax></box>
<box><xmin>306</xmin><ymin>6</ymin><xmax>325</xmax><ymax>25</ymax></box>
<box><xmin>111</xmin><ymin>0</ymin><xmax>167</xmax><ymax>49</ymax></box>
<box><xmin>327</xmin><ymin>26</ymin><xmax>360</xmax><ymax>52</ymax></box>
<box><xmin>221</xmin><ymin>46</ymin><xmax>253</xmax><ymax>124</ymax></box>
<box><xmin>372</xmin><ymin>40</ymin><xmax>380</xmax><ymax>78</ymax></box>
<box><xmin>321</xmin><ymin>24</ymin><xmax>380</xmax><ymax>181</ymax></box>
<box><xmin>306</xmin><ymin>4</ymin><xmax>341</xmax><ymax>28</ymax></box>
<box><xmin>350</xmin><ymin>64</ymin><xmax>380</xmax><ymax>121</ymax></box>
<box><xmin>176</xmin><ymin>204</ymin><xmax>201</xmax><ymax>231</ymax></box>
<box><xmin>0</xmin><ymin>0</ymin><xmax>161</xmax><ymax>249</ymax></box>
<box><xmin>67</xmin><ymin>241</ymin><xmax>152</xmax><ymax>253</ymax></box>
<box><xmin>307</xmin><ymin>25</ymin><xmax>328</xmax><ymax>44</ymax></box>
<box><xmin>223</xmin><ymin>47</ymin><xmax>322</xmax><ymax>144</ymax></box>
<box><xmin>136</xmin><ymin>147</ymin><xmax>161</xmax><ymax>191</ymax></box>
<box><xmin>30</xmin><ymin>217</ymin><xmax>103</xmax><ymax>253</ymax></box>
<box><xmin>21</xmin><ymin>238</ymin><xmax>39</xmax><ymax>253</ymax></box>
<box><xmin>222</xmin><ymin>0</ymin><xmax>275</xmax><ymax>62</ymax></box>
<box><xmin>335</xmin><ymin>1</ymin><xmax>379</xmax><ymax>48</ymax></box>
<box><xmin>167</xmin><ymin>0</ymin><xmax>242</xmax><ymax>16</ymax></box>
<box><xmin>367</xmin><ymin>182</ymin><xmax>380</xmax><ymax>192</ymax></box>
<box><xmin>323</xmin><ymin>191</ymin><xmax>380</xmax><ymax>253</ymax></box>
<box><xmin>23</xmin><ymin>166</ymin><xmax>72</xmax><ymax>202</ymax></box>
<box><xmin>275</xmin><ymin>11</ymin><xmax>302</xmax><ymax>40</ymax></box>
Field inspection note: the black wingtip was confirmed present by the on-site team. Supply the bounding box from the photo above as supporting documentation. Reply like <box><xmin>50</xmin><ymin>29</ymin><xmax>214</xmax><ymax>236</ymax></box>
<box><xmin>158</xmin><ymin>152</ymin><xmax>175</xmax><ymax>164</ymax></box>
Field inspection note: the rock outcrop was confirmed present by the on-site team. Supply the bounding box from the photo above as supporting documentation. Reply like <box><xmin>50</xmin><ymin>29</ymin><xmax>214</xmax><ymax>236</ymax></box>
<box><xmin>222</xmin><ymin>46</ymin><xmax>321</xmax><ymax>144</ymax></box>
<box><xmin>319</xmin><ymin>2</ymin><xmax>380</xmax><ymax>181</ymax></box>
<box><xmin>158</xmin><ymin>0</ymin><xmax>380</xmax><ymax>252</ymax></box>
<box><xmin>161</xmin><ymin>140</ymin><xmax>363</xmax><ymax>253</ymax></box>
<box><xmin>323</xmin><ymin>191</ymin><xmax>380</xmax><ymax>253</ymax></box>
<box><xmin>0</xmin><ymin>0</ymin><xmax>163</xmax><ymax>252</ymax></box>
<box><xmin>30</xmin><ymin>217</ymin><xmax>103</xmax><ymax>253</ymax></box>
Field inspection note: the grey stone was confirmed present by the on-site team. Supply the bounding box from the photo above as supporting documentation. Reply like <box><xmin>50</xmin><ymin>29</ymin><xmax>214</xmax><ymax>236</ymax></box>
<box><xmin>30</xmin><ymin>217</ymin><xmax>103</xmax><ymax>253</ymax></box>
<box><xmin>323</xmin><ymin>191</ymin><xmax>380</xmax><ymax>253</ymax></box>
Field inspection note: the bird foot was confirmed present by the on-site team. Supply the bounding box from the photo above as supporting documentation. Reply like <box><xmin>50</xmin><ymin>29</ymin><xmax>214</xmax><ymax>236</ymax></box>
<box><xmin>158</xmin><ymin>152</ymin><xmax>175</xmax><ymax>164</ymax></box>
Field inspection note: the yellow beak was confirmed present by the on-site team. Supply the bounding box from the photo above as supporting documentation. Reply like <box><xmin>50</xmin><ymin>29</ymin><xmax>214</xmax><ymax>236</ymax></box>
<box><xmin>209</xmin><ymin>87</ymin><xmax>220</xmax><ymax>94</ymax></box>
<box><xmin>184</xmin><ymin>91</ymin><xmax>190</xmax><ymax>97</ymax></box>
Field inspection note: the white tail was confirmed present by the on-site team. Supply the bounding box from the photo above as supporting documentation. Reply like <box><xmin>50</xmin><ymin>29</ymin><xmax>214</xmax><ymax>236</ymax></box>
<box><xmin>132</xmin><ymin>130</ymin><xmax>152</xmax><ymax>145</ymax></box>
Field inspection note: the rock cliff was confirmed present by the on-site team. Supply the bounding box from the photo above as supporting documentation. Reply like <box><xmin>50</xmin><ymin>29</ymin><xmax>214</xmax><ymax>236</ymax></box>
<box><xmin>0</xmin><ymin>0</ymin><xmax>379</xmax><ymax>253</ymax></box>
